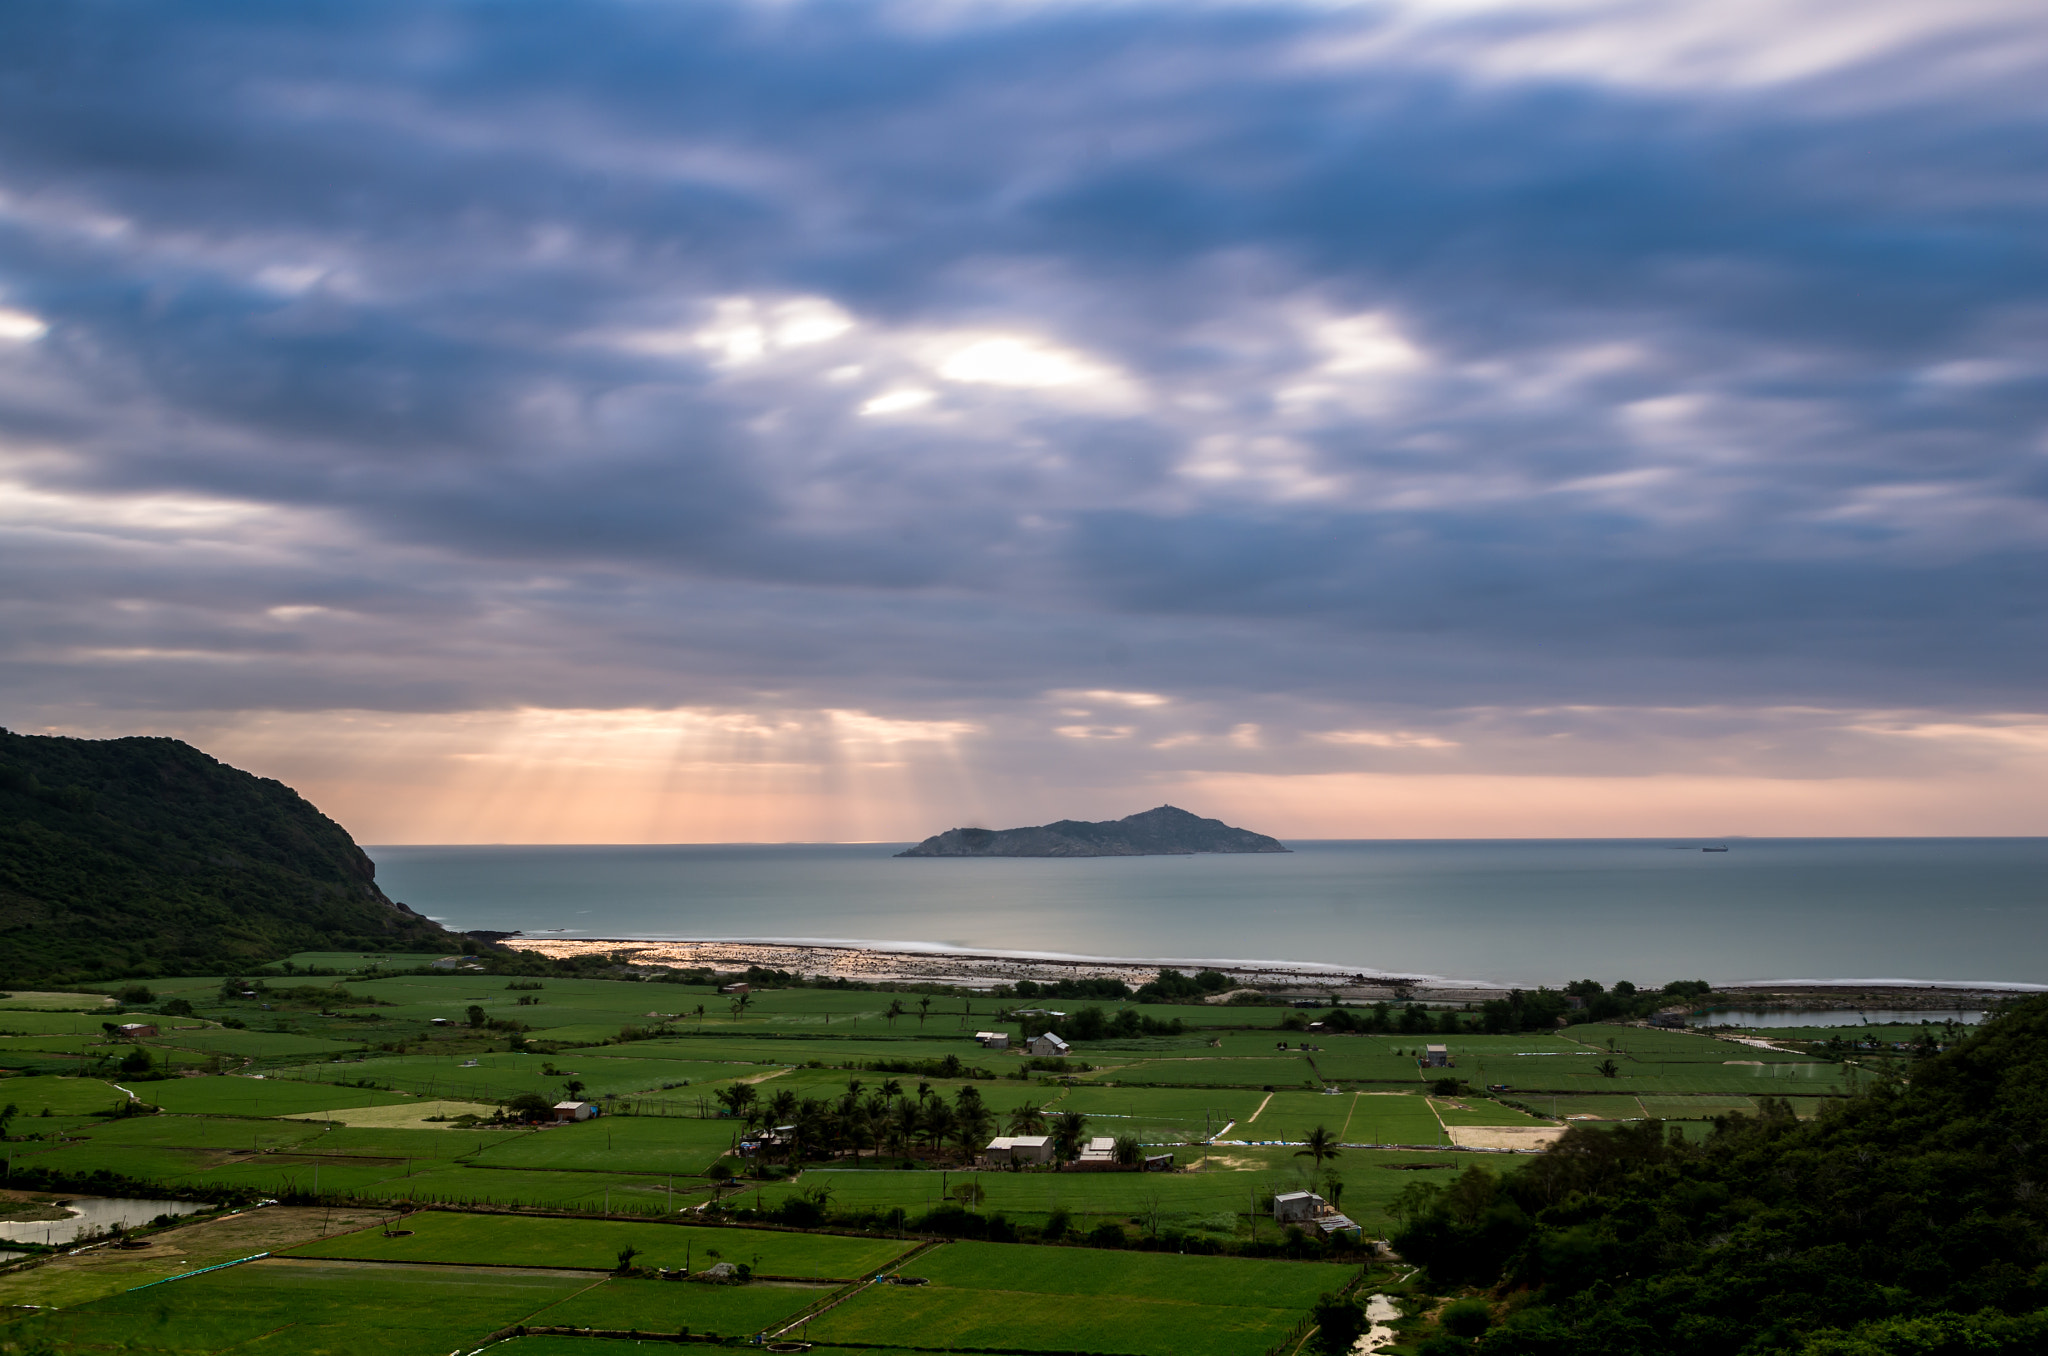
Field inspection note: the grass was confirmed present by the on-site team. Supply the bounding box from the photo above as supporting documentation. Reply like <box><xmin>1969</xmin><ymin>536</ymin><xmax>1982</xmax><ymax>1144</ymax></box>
<box><xmin>1091</xmin><ymin>1057</ymin><xmax>1318</xmax><ymax>1088</ymax></box>
<box><xmin>7</xmin><ymin>1257</ymin><xmax>594</xmax><ymax>1355</ymax></box>
<box><xmin>0</xmin><ymin>1073</ymin><xmax>132</xmax><ymax>1116</ymax></box>
<box><xmin>155</xmin><ymin>1029</ymin><xmax>367</xmax><ymax>1059</ymax></box>
<box><xmin>808</xmin><ymin>1240</ymin><xmax>1357</xmax><ymax>1356</ymax></box>
<box><xmin>142</xmin><ymin>1076</ymin><xmax>417</xmax><ymax>1117</ymax></box>
<box><xmin>0</xmin><ymin>990</ymin><xmax>116</xmax><ymax>1011</ymax></box>
<box><xmin>269</xmin><ymin>1051</ymin><xmax>748</xmax><ymax>1103</ymax></box>
<box><xmin>465</xmin><ymin>1114</ymin><xmax>743</xmax><ymax>1175</ymax></box>
<box><xmin>526</xmin><ymin>1274</ymin><xmax>834</xmax><ymax>1334</ymax></box>
<box><xmin>290</xmin><ymin>1210</ymin><xmax>916</xmax><ymax>1276</ymax></box>
<box><xmin>0</xmin><ymin>1009</ymin><xmax>133</xmax><ymax>1035</ymax></box>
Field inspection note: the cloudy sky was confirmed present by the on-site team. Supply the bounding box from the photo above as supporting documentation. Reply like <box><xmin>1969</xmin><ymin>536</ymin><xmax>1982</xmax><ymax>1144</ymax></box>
<box><xmin>3</xmin><ymin>0</ymin><xmax>2045</xmax><ymax>843</ymax></box>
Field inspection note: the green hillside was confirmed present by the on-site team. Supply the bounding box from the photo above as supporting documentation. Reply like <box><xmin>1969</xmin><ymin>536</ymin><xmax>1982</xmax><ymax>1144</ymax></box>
<box><xmin>0</xmin><ymin>729</ymin><xmax>460</xmax><ymax>983</ymax></box>
<box><xmin>1390</xmin><ymin>995</ymin><xmax>2048</xmax><ymax>1353</ymax></box>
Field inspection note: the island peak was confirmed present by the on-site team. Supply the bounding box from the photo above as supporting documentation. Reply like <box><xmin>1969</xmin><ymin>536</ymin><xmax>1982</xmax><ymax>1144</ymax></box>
<box><xmin>895</xmin><ymin>804</ymin><xmax>1288</xmax><ymax>858</ymax></box>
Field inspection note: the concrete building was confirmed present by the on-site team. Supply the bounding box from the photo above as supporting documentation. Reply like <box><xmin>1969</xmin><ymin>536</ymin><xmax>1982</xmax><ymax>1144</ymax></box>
<box><xmin>552</xmin><ymin>1100</ymin><xmax>596</xmax><ymax>1122</ymax></box>
<box><xmin>1423</xmin><ymin>1044</ymin><xmax>1450</xmax><ymax>1067</ymax></box>
<box><xmin>718</xmin><ymin>982</ymin><xmax>750</xmax><ymax>995</ymax></box>
<box><xmin>974</xmin><ymin>1031</ymin><xmax>1011</xmax><ymax>1051</ymax></box>
<box><xmin>1025</xmin><ymin>1032</ymin><xmax>1071</xmax><ymax>1058</ymax></box>
<box><xmin>983</xmin><ymin>1134</ymin><xmax>1054</xmax><ymax>1165</ymax></box>
<box><xmin>1273</xmin><ymin>1190</ymin><xmax>1361</xmax><ymax>1237</ymax></box>
<box><xmin>1076</xmin><ymin>1136</ymin><xmax>1119</xmax><ymax>1169</ymax></box>
<box><xmin>115</xmin><ymin>1023</ymin><xmax>157</xmax><ymax>1038</ymax></box>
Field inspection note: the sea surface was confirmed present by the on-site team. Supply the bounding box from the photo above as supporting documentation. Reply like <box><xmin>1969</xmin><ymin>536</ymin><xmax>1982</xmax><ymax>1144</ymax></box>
<box><xmin>368</xmin><ymin>838</ymin><xmax>2048</xmax><ymax>990</ymax></box>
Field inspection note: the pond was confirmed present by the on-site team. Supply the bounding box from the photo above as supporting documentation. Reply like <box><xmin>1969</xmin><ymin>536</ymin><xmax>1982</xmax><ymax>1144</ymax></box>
<box><xmin>0</xmin><ymin>1195</ymin><xmax>210</xmax><ymax>1247</ymax></box>
<box><xmin>1695</xmin><ymin>1008</ymin><xmax>1984</xmax><ymax>1029</ymax></box>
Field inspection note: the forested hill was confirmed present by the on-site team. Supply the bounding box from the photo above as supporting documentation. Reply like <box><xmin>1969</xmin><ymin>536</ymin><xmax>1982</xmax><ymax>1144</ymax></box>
<box><xmin>0</xmin><ymin>730</ymin><xmax>460</xmax><ymax>983</ymax></box>
<box><xmin>1393</xmin><ymin>994</ymin><xmax>2048</xmax><ymax>1354</ymax></box>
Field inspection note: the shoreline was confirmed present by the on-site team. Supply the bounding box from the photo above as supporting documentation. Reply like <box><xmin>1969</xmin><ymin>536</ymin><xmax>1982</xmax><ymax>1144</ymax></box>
<box><xmin>495</xmin><ymin>937</ymin><xmax>2040</xmax><ymax>1006</ymax></box>
<box><xmin>499</xmin><ymin>936</ymin><xmax>1510</xmax><ymax>1002</ymax></box>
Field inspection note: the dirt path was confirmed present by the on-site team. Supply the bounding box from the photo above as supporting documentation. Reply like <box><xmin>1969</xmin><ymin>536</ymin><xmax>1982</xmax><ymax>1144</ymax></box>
<box><xmin>1243</xmin><ymin>1092</ymin><xmax>1275</xmax><ymax>1124</ymax></box>
<box><xmin>1444</xmin><ymin>1125</ymin><xmax>1566</xmax><ymax>1151</ymax></box>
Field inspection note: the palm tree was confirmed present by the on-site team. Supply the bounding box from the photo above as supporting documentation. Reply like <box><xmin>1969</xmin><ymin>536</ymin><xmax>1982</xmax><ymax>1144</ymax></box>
<box><xmin>879</xmin><ymin>1078</ymin><xmax>902</xmax><ymax>1104</ymax></box>
<box><xmin>1006</xmin><ymin>1102</ymin><xmax>1048</xmax><ymax>1135</ymax></box>
<box><xmin>1051</xmin><ymin>1111</ymin><xmax>1088</xmax><ymax>1166</ymax></box>
<box><xmin>767</xmin><ymin>1089</ymin><xmax>798</xmax><ymax>1126</ymax></box>
<box><xmin>884</xmin><ymin>1000</ymin><xmax>906</xmax><ymax>1029</ymax></box>
<box><xmin>953</xmin><ymin>1085</ymin><xmax>992</xmax><ymax>1151</ymax></box>
<box><xmin>891</xmin><ymin>1098</ymin><xmax>921</xmax><ymax>1158</ymax></box>
<box><xmin>728</xmin><ymin>992</ymin><xmax>752</xmax><ymax>1021</ymax></box>
<box><xmin>921</xmin><ymin>1099</ymin><xmax>957</xmax><ymax>1154</ymax></box>
<box><xmin>1294</xmin><ymin>1125</ymin><xmax>1341</xmax><ymax>1184</ymax></box>
<box><xmin>1596</xmin><ymin>1059</ymin><xmax>1621</xmax><ymax>1079</ymax></box>
<box><xmin>917</xmin><ymin>997</ymin><xmax>933</xmax><ymax>1028</ymax></box>
<box><xmin>562</xmin><ymin>1078</ymin><xmax>586</xmax><ymax>1102</ymax></box>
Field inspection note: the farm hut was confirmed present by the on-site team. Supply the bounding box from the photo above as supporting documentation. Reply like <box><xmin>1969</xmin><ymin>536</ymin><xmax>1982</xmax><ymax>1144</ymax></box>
<box><xmin>1273</xmin><ymin>1191</ymin><xmax>1359</xmax><ymax>1234</ymax></box>
<box><xmin>1076</xmin><ymin>1136</ymin><xmax>1118</xmax><ymax>1169</ymax></box>
<box><xmin>429</xmin><ymin>1017</ymin><xmax>451</xmax><ymax>1026</ymax></box>
<box><xmin>974</xmin><ymin>1031</ymin><xmax>1011</xmax><ymax>1051</ymax></box>
<box><xmin>115</xmin><ymin>1023</ymin><xmax>157</xmax><ymax>1038</ymax></box>
<box><xmin>552</xmin><ymin>1100</ymin><xmax>597</xmax><ymax>1122</ymax></box>
<box><xmin>1025</xmin><ymin>1032</ymin><xmax>1071</xmax><ymax>1058</ymax></box>
<box><xmin>718</xmin><ymin>982</ymin><xmax>750</xmax><ymax>995</ymax></box>
<box><xmin>1424</xmin><ymin>1044</ymin><xmax>1450</xmax><ymax>1068</ymax></box>
<box><xmin>1144</xmin><ymin>1153</ymin><xmax>1175</xmax><ymax>1171</ymax></box>
<box><xmin>984</xmin><ymin>1134</ymin><xmax>1054</xmax><ymax>1165</ymax></box>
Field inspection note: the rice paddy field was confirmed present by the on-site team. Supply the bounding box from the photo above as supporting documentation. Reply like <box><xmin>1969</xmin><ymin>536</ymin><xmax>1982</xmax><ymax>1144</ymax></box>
<box><xmin>0</xmin><ymin>965</ymin><xmax>1879</xmax><ymax>1353</ymax></box>
<box><xmin>806</xmin><ymin>1241</ymin><xmax>1360</xmax><ymax>1356</ymax></box>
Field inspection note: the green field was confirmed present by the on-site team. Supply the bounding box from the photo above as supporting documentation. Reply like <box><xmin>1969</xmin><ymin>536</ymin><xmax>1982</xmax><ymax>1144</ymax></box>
<box><xmin>141</xmin><ymin>1076</ymin><xmax>418</xmax><ymax>1117</ymax></box>
<box><xmin>155</xmin><ymin>1029</ymin><xmax>367</xmax><ymax>1059</ymax></box>
<box><xmin>808</xmin><ymin>1240</ymin><xmax>1357</xmax><ymax>1356</ymax></box>
<box><xmin>528</xmin><ymin>1274</ymin><xmax>834</xmax><ymax>1334</ymax></box>
<box><xmin>0</xmin><ymin>990</ymin><xmax>116</xmax><ymax>1011</ymax></box>
<box><xmin>5</xmin><ymin>1258</ymin><xmax>593</xmax><ymax>1355</ymax></box>
<box><xmin>465</xmin><ymin>1113</ymin><xmax>743</xmax><ymax>1175</ymax></box>
<box><xmin>291</xmin><ymin>1210</ymin><xmax>916</xmax><ymax>1276</ymax></box>
<box><xmin>0</xmin><ymin>1073</ymin><xmax>133</xmax><ymax>1115</ymax></box>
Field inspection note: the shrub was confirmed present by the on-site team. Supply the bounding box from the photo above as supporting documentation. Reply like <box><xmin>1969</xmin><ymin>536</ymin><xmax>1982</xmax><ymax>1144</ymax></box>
<box><xmin>1441</xmin><ymin>1298</ymin><xmax>1492</xmax><ymax>1338</ymax></box>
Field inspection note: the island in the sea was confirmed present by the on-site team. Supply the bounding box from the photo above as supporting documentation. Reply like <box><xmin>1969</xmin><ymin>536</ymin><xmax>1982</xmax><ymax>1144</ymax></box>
<box><xmin>895</xmin><ymin>804</ymin><xmax>1288</xmax><ymax>858</ymax></box>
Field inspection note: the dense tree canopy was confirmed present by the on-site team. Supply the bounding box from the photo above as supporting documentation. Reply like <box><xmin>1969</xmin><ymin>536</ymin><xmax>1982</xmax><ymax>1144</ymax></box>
<box><xmin>0</xmin><ymin>731</ymin><xmax>459</xmax><ymax>983</ymax></box>
<box><xmin>1391</xmin><ymin>996</ymin><xmax>2048</xmax><ymax>1354</ymax></box>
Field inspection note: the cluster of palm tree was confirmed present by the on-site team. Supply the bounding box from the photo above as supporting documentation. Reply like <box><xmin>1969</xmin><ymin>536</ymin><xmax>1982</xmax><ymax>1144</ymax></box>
<box><xmin>714</xmin><ymin>1077</ymin><xmax>1001</xmax><ymax>1163</ymax></box>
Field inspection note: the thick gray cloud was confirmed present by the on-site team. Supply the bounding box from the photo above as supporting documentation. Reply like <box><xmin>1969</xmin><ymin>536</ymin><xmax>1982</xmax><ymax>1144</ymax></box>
<box><xmin>1</xmin><ymin>0</ymin><xmax>2045</xmax><ymax>802</ymax></box>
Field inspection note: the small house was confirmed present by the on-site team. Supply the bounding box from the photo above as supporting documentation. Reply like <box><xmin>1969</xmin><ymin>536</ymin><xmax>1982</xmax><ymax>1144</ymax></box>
<box><xmin>1025</xmin><ymin>1032</ymin><xmax>1070</xmax><ymax>1058</ymax></box>
<box><xmin>429</xmin><ymin>1017</ymin><xmax>451</xmax><ymax>1026</ymax></box>
<box><xmin>1076</xmin><ymin>1136</ymin><xmax>1118</xmax><ymax>1169</ymax></box>
<box><xmin>1423</xmin><ymin>1044</ymin><xmax>1450</xmax><ymax>1068</ymax></box>
<box><xmin>974</xmin><ymin>1031</ymin><xmax>1011</xmax><ymax>1051</ymax></box>
<box><xmin>984</xmin><ymin>1135</ymin><xmax>1054</xmax><ymax>1165</ymax></box>
<box><xmin>718</xmin><ymin>982</ymin><xmax>750</xmax><ymax>996</ymax></box>
<box><xmin>1273</xmin><ymin>1190</ymin><xmax>1360</xmax><ymax>1236</ymax></box>
<box><xmin>1143</xmin><ymin>1153</ymin><xmax>1175</xmax><ymax>1172</ymax></box>
<box><xmin>552</xmin><ymin>1100</ymin><xmax>596</xmax><ymax>1122</ymax></box>
<box><xmin>116</xmin><ymin>1023</ymin><xmax>157</xmax><ymax>1038</ymax></box>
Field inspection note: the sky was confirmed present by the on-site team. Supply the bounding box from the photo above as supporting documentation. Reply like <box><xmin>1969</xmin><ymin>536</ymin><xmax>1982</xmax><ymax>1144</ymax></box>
<box><xmin>2</xmin><ymin>0</ymin><xmax>2045</xmax><ymax>844</ymax></box>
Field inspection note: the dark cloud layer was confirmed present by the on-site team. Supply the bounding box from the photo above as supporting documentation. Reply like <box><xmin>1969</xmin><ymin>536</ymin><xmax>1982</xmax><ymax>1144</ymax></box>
<box><xmin>1</xmin><ymin>0</ymin><xmax>2045</xmax><ymax>788</ymax></box>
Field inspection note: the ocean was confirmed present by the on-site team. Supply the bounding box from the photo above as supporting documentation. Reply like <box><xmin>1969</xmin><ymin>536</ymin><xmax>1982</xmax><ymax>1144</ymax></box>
<box><xmin>367</xmin><ymin>837</ymin><xmax>2048</xmax><ymax>990</ymax></box>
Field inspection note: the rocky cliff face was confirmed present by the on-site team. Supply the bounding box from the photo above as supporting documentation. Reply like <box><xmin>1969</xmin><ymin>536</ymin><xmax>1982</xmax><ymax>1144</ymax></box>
<box><xmin>896</xmin><ymin>805</ymin><xmax>1288</xmax><ymax>857</ymax></box>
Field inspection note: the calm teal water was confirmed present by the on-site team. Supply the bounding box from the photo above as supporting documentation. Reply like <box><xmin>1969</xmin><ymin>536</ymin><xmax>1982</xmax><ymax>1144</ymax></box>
<box><xmin>367</xmin><ymin>838</ymin><xmax>2048</xmax><ymax>989</ymax></box>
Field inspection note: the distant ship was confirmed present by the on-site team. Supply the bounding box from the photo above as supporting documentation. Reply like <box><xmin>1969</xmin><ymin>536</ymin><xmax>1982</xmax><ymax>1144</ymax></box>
<box><xmin>1703</xmin><ymin>846</ymin><xmax>1729</xmax><ymax>852</ymax></box>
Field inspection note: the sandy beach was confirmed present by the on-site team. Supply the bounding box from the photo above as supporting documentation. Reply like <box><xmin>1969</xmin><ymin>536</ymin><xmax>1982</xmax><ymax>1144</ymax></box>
<box><xmin>499</xmin><ymin>936</ymin><xmax>1512</xmax><ymax>1003</ymax></box>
